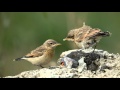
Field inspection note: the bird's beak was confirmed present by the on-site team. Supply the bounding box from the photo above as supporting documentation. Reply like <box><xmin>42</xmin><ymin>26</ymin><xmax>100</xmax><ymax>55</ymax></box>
<box><xmin>63</xmin><ymin>38</ymin><xmax>68</xmax><ymax>41</ymax></box>
<box><xmin>63</xmin><ymin>38</ymin><xmax>74</xmax><ymax>41</ymax></box>
<box><xmin>55</xmin><ymin>43</ymin><xmax>61</xmax><ymax>46</ymax></box>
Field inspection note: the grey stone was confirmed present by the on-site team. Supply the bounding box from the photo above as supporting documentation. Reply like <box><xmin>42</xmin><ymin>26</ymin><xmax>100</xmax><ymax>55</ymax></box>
<box><xmin>2</xmin><ymin>49</ymin><xmax>120</xmax><ymax>78</ymax></box>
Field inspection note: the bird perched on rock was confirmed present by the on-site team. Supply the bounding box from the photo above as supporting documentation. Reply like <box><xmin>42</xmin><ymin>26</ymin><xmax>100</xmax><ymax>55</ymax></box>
<box><xmin>13</xmin><ymin>39</ymin><xmax>61</xmax><ymax>68</ymax></box>
<box><xmin>63</xmin><ymin>23</ymin><xmax>111</xmax><ymax>49</ymax></box>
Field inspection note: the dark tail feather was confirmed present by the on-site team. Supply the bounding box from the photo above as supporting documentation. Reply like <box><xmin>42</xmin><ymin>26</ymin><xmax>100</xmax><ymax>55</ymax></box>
<box><xmin>98</xmin><ymin>31</ymin><xmax>111</xmax><ymax>37</ymax></box>
<box><xmin>13</xmin><ymin>57</ymin><xmax>24</xmax><ymax>61</ymax></box>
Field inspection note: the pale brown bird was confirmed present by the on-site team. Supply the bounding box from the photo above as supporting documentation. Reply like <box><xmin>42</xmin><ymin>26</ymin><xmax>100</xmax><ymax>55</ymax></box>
<box><xmin>63</xmin><ymin>23</ymin><xmax>111</xmax><ymax>49</ymax></box>
<box><xmin>14</xmin><ymin>39</ymin><xmax>61</xmax><ymax>68</ymax></box>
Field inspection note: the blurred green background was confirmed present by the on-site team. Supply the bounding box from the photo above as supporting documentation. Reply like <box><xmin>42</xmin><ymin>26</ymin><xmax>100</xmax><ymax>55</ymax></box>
<box><xmin>0</xmin><ymin>12</ymin><xmax>120</xmax><ymax>77</ymax></box>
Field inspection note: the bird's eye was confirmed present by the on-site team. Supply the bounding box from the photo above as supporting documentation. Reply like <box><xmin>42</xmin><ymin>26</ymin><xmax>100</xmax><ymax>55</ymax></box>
<box><xmin>49</xmin><ymin>42</ymin><xmax>53</xmax><ymax>45</ymax></box>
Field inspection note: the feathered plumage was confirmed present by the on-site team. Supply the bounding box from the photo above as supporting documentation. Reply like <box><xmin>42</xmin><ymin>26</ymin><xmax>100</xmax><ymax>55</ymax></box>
<box><xmin>14</xmin><ymin>39</ymin><xmax>61</xmax><ymax>67</ymax></box>
<box><xmin>63</xmin><ymin>23</ymin><xmax>111</xmax><ymax>49</ymax></box>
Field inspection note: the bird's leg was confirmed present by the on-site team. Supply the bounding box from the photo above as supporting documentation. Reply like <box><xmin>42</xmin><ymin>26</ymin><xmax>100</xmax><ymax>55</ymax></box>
<box><xmin>81</xmin><ymin>42</ymin><xmax>85</xmax><ymax>50</ymax></box>
<box><xmin>36</xmin><ymin>64</ymin><xmax>44</xmax><ymax>68</ymax></box>
<box><xmin>93</xmin><ymin>45</ymin><xmax>97</xmax><ymax>52</ymax></box>
<box><xmin>40</xmin><ymin>65</ymin><xmax>44</xmax><ymax>68</ymax></box>
<box><xmin>92</xmin><ymin>42</ymin><xmax>97</xmax><ymax>53</ymax></box>
<box><xmin>34</xmin><ymin>64</ymin><xmax>44</xmax><ymax>68</ymax></box>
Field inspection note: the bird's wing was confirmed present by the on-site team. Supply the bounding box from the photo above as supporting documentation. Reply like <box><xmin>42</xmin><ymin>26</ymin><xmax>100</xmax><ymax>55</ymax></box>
<box><xmin>76</xmin><ymin>28</ymin><xmax>101</xmax><ymax>41</ymax></box>
<box><xmin>25</xmin><ymin>45</ymin><xmax>46</xmax><ymax>58</ymax></box>
<box><xmin>75</xmin><ymin>28</ymin><xmax>91</xmax><ymax>42</ymax></box>
<box><xmin>87</xmin><ymin>29</ymin><xmax>101</xmax><ymax>38</ymax></box>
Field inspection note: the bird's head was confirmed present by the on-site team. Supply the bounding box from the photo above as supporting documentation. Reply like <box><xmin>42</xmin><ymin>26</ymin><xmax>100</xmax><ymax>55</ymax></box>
<box><xmin>63</xmin><ymin>30</ymin><xmax>75</xmax><ymax>41</ymax></box>
<box><xmin>44</xmin><ymin>39</ymin><xmax>61</xmax><ymax>49</ymax></box>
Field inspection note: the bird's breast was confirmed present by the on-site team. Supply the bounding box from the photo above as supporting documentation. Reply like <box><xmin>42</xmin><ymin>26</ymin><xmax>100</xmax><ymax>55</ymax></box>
<box><xmin>45</xmin><ymin>49</ymin><xmax>55</xmax><ymax>58</ymax></box>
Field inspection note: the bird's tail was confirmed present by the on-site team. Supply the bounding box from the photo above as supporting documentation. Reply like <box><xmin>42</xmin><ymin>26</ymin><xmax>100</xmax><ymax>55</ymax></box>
<box><xmin>13</xmin><ymin>57</ymin><xmax>24</xmax><ymax>61</ymax></box>
<box><xmin>98</xmin><ymin>31</ymin><xmax>111</xmax><ymax>37</ymax></box>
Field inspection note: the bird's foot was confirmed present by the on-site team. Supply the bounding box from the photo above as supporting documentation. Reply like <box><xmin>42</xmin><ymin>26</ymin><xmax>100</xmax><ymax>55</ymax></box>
<box><xmin>35</xmin><ymin>64</ymin><xmax>44</xmax><ymax>68</ymax></box>
<box><xmin>40</xmin><ymin>65</ymin><xmax>44</xmax><ymax>68</ymax></box>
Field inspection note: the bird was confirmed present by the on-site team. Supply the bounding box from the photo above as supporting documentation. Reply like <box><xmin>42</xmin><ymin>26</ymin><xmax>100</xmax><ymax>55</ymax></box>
<box><xmin>13</xmin><ymin>39</ymin><xmax>61</xmax><ymax>68</ymax></box>
<box><xmin>63</xmin><ymin>22</ymin><xmax>111</xmax><ymax>49</ymax></box>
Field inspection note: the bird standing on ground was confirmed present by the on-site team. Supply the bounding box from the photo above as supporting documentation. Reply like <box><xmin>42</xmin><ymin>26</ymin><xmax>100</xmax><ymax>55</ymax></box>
<box><xmin>13</xmin><ymin>39</ymin><xmax>61</xmax><ymax>68</ymax></box>
<box><xmin>63</xmin><ymin>23</ymin><xmax>111</xmax><ymax>49</ymax></box>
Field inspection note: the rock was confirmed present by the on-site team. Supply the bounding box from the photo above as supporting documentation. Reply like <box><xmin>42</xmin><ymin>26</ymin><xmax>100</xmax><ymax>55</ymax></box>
<box><xmin>58</xmin><ymin>48</ymin><xmax>119</xmax><ymax>72</ymax></box>
<box><xmin>2</xmin><ymin>49</ymin><xmax>120</xmax><ymax>78</ymax></box>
